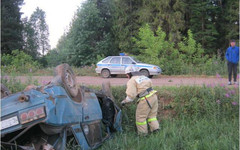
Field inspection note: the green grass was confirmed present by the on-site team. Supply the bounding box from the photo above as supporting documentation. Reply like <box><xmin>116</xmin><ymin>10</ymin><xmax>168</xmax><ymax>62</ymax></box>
<box><xmin>1</xmin><ymin>66</ymin><xmax>98</xmax><ymax>76</ymax></box>
<box><xmin>1</xmin><ymin>58</ymin><xmax>231</xmax><ymax>77</ymax></box>
<box><xmin>99</xmin><ymin>116</ymin><xmax>238</xmax><ymax>150</ymax></box>
<box><xmin>1</xmin><ymin>79</ymin><xmax>238</xmax><ymax>150</ymax></box>
<box><xmin>177</xmin><ymin>60</ymin><xmax>228</xmax><ymax>76</ymax></box>
<box><xmin>1</xmin><ymin>74</ymin><xmax>39</xmax><ymax>93</ymax></box>
<box><xmin>100</xmin><ymin>85</ymin><xmax>239</xmax><ymax>150</ymax></box>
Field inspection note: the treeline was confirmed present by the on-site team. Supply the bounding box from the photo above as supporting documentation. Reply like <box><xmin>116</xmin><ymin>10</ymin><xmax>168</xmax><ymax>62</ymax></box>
<box><xmin>1</xmin><ymin>0</ymin><xmax>239</xmax><ymax>75</ymax></box>
<box><xmin>1</xmin><ymin>0</ymin><xmax>50</xmax><ymax>61</ymax></box>
<box><xmin>48</xmin><ymin>0</ymin><xmax>239</xmax><ymax>67</ymax></box>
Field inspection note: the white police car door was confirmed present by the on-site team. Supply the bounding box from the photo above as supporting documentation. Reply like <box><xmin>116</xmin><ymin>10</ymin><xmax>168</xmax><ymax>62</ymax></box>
<box><xmin>121</xmin><ymin>57</ymin><xmax>136</xmax><ymax>74</ymax></box>
<box><xmin>109</xmin><ymin>57</ymin><xmax>121</xmax><ymax>74</ymax></box>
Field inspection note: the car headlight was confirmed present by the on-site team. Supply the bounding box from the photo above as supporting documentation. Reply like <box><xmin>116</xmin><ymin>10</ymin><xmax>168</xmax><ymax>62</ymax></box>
<box><xmin>19</xmin><ymin>106</ymin><xmax>46</xmax><ymax>124</ymax></box>
<box><xmin>0</xmin><ymin>116</ymin><xmax>19</xmax><ymax>131</ymax></box>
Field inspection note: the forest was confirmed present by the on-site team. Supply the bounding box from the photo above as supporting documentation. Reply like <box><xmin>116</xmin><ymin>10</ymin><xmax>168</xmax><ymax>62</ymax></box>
<box><xmin>1</xmin><ymin>0</ymin><xmax>239</xmax><ymax>75</ymax></box>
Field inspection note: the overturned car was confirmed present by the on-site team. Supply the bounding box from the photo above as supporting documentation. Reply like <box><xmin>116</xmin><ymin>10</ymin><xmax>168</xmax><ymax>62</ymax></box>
<box><xmin>1</xmin><ymin>64</ymin><xmax>122</xmax><ymax>150</ymax></box>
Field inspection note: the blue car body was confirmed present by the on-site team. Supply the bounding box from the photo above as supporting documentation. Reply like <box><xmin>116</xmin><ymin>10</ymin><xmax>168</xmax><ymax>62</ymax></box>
<box><xmin>1</xmin><ymin>84</ymin><xmax>122</xmax><ymax>150</ymax></box>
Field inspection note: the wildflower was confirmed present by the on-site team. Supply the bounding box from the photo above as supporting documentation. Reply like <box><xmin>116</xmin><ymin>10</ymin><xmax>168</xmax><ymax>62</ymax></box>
<box><xmin>207</xmin><ymin>84</ymin><xmax>211</xmax><ymax>88</ymax></box>
<box><xmin>232</xmin><ymin>101</ymin><xmax>238</xmax><ymax>106</ymax></box>
<box><xmin>220</xmin><ymin>83</ymin><xmax>225</xmax><ymax>87</ymax></box>
<box><xmin>237</xmin><ymin>74</ymin><xmax>239</xmax><ymax>79</ymax></box>
<box><xmin>216</xmin><ymin>73</ymin><xmax>221</xmax><ymax>78</ymax></box>
<box><xmin>216</xmin><ymin>100</ymin><xmax>221</xmax><ymax>104</ymax></box>
<box><xmin>211</xmin><ymin>83</ymin><xmax>215</xmax><ymax>88</ymax></box>
<box><xmin>225</xmin><ymin>93</ymin><xmax>230</xmax><ymax>98</ymax></box>
<box><xmin>29</xmin><ymin>68</ymin><xmax>32</xmax><ymax>73</ymax></box>
<box><xmin>230</xmin><ymin>90</ymin><xmax>235</xmax><ymax>95</ymax></box>
<box><xmin>234</xmin><ymin>84</ymin><xmax>238</xmax><ymax>89</ymax></box>
<box><xmin>4</xmin><ymin>76</ymin><xmax>8</xmax><ymax>80</ymax></box>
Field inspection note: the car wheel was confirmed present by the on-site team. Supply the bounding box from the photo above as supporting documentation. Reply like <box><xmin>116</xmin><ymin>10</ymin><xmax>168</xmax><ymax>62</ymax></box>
<box><xmin>54</xmin><ymin>64</ymin><xmax>78</xmax><ymax>98</ymax></box>
<box><xmin>1</xmin><ymin>84</ymin><xmax>11</xmax><ymax>98</ymax></box>
<box><xmin>140</xmin><ymin>69</ymin><xmax>150</xmax><ymax>77</ymax></box>
<box><xmin>101</xmin><ymin>69</ymin><xmax>111</xmax><ymax>78</ymax></box>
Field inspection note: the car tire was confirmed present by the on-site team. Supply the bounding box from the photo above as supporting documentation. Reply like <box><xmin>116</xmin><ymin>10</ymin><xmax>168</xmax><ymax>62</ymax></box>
<box><xmin>101</xmin><ymin>69</ymin><xmax>111</xmax><ymax>78</ymax></box>
<box><xmin>140</xmin><ymin>69</ymin><xmax>150</xmax><ymax>77</ymax></box>
<box><xmin>1</xmin><ymin>84</ymin><xmax>11</xmax><ymax>98</ymax></box>
<box><xmin>54</xmin><ymin>64</ymin><xmax>78</xmax><ymax>98</ymax></box>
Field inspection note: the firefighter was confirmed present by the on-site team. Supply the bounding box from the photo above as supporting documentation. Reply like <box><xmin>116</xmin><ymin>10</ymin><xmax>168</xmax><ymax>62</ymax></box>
<box><xmin>121</xmin><ymin>66</ymin><xmax>159</xmax><ymax>135</ymax></box>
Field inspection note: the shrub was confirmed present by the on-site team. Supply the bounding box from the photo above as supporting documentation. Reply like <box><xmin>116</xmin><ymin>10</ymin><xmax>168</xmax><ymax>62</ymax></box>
<box><xmin>172</xmin><ymin>85</ymin><xmax>239</xmax><ymax>118</ymax></box>
<box><xmin>132</xmin><ymin>24</ymin><xmax>184</xmax><ymax>75</ymax></box>
<box><xmin>1</xmin><ymin>74</ymin><xmax>39</xmax><ymax>93</ymax></box>
<box><xmin>109</xmin><ymin>85</ymin><xmax>239</xmax><ymax>119</ymax></box>
<box><xmin>72</xmin><ymin>65</ymin><xmax>97</xmax><ymax>76</ymax></box>
<box><xmin>1</xmin><ymin>50</ymin><xmax>41</xmax><ymax>74</ymax></box>
<box><xmin>100</xmin><ymin>85</ymin><xmax>238</xmax><ymax>150</ymax></box>
<box><xmin>178</xmin><ymin>30</ymin><xmax>208</xmax><ymax>65</ymax></box>
<box><xmin>202</xmin><ymin>55</ymin><xmax>228</xmax><ymax>76</ymax></box>
<box><xmin>1</xmin><ymin>81</ymin><xmax>238</xmax><ymax>150</ymax></box>
<box><xmin>132</xmin><ymin>25</ymin><xmax>227</xmax><ymax>76</ymax></box>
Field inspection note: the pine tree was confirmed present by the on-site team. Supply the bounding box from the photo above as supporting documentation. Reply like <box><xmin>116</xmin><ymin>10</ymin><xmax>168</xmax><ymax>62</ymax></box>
<box><xmin>146</xmin><ymin>0</ymin><xmax>186</xmax><ymax>42</ymax></box>
<box><xmin>1</xmin><ymin>0</ymin><xmax>24</xmax><ymax>54</ymax></box>
<box><xmin>113</xmin><ymin>0</ymin><xmax>186</xmax><ymax>53</ymax></box>
<box><xmin>29</xmin><ymin>7</ymin><xmax>50</xmax><ymax>56</ymax></box>
<box><xmin>185</xmin><ymin>0</ymin><xmax>220</xmax><ymax>54</ymax></box>
<box><xmin>22</xmin><ymin>17</ymin><xmax>39</xmax><ymax>59</ymax></box>
<box><xmin>112</xmin><ymin>0</ymin><xmax>143</xmax><ymax>53</ymax></box>
<box><xmin>218</xmin><ymin>0</ymin><xmax>239</xmax><ymax>51</ymax></box>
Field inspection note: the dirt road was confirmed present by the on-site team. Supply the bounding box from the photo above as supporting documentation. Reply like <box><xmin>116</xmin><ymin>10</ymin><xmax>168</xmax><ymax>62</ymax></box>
<box><xmin>10</xmin><ymin>76</ymin><xmax>230</xmax><ymax>87</ymax></box>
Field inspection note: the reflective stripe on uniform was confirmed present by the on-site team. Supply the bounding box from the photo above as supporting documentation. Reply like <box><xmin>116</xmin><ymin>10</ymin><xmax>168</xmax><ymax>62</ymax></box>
<box><xmin>147</xmin><ymin>117</ymin><xmax>157</xmax><ymax>123</ymax></box>
<box><xmin>136</xmin><ymin>121</ymin><xmax>147</xmax><ymax>125</ymax></box>
<box><xmin>139</xmin><ymin>90</ymin><xmax>157</xmax><ymax>101</ymax></box>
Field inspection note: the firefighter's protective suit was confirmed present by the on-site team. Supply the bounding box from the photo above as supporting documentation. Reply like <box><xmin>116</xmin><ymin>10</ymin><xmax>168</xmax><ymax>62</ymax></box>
<box><xmin>121</xmin><ymin>66</ymin><xmax>159</xmax><ymax>135</ymax></box>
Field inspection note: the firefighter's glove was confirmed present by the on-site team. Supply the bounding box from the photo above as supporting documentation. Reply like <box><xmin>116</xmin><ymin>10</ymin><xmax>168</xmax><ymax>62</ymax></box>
<box><xmin>121</xmin><ymin>98</ymin><xmax>133</xmax><ymax>106</ymax></box>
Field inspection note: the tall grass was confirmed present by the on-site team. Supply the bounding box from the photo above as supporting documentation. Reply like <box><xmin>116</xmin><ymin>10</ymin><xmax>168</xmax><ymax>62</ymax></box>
<box><xmin>1</xmin><ymin>80</ymin><xmax>238</xmax><ymax>150</ymax></box>
<box><xmin>1</xmin><ymin>73</ymin><xmax>39</xmax><ymax>93</ymax></box>
<box><xmin>179</xmin><ymin>60</ymin><xmax>228</xmax><ymax>76</ymax></box>
<box><xmin>99</xmin><ymin>116</ymin><xmax>238</xmax><ymax>150</ymax></box>
<box><xmin>1</xmin><ymin>65</ymin><xmax>98</xmax><ymax>76</ymax></box>
<box><xmin>99</xmin><ymin>85</ymin><xmax>239</xmax><ymax>150</ymax></box>
<box><xmin>1</xmin><ymin>56</ymin><xmax>230</xmax><ymax>76</ymax></box>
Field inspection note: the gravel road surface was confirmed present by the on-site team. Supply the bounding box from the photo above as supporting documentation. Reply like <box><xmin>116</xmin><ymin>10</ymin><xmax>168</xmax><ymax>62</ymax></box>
<box><xmin>9</xmin><ymin>76</ymin><xmax>231</xmax><ymax>87</ymax></box>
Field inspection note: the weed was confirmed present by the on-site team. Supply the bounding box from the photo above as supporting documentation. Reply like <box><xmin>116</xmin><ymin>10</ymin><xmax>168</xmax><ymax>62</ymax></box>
<box><xmin>1</xmin><ymin>81</ymin><xmax>238</xmax><ymax>150</ymax></box>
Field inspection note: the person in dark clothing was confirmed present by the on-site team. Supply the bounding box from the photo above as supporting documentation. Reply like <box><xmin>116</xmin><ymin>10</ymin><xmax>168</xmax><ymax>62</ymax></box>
<box><xmin>225</xmin><ymin>39</ymin><xmax>239</xmax><ymax>85</ymax></box>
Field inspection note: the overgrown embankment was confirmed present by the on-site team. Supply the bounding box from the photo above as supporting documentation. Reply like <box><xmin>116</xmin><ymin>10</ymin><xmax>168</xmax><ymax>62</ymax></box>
<box><xmin>1</xmin><ymin>78</ymin><xmax>239</xmax><ymax>150</ymax></box>
<box><xmin>98</xmin><ymin>85</ymin><xmax>239</xmax><ymax>150</ymax></box>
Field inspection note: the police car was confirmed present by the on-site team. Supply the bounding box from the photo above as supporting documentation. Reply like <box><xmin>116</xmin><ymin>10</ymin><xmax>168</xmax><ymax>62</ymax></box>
<box><xmin>95</xmin><ymin>54</ymin><xmax>162</xmax><ymax>78</ymax></box>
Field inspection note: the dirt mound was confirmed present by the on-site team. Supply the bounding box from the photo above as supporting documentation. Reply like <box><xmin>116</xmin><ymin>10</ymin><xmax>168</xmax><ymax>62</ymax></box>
<box><xmin>157</xmin><ymin>91</ymin><xmax>176</xmax><ymax>120</ymax></box>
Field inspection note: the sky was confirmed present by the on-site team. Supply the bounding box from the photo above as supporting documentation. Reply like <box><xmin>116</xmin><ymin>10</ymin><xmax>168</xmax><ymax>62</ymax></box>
<box><xmin>21</xmin><ymin>0</ymin><xmax>85</xmax><ymax>49</ymax></box>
